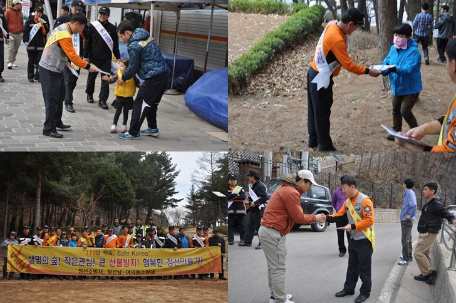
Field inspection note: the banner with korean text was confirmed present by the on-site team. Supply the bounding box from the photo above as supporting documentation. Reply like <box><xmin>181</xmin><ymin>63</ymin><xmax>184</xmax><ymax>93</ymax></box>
<box><xmin>7</xmin><ymin>245</ymin><xmax>221</xmax><ymax>276</ymax></box>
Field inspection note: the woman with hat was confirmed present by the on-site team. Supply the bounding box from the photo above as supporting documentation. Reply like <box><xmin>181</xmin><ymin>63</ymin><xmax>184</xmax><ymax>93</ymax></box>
<box><xmin>1</xmin><ymin>231</ymin><xmax>19</xmax><ymax>280</ymax></box>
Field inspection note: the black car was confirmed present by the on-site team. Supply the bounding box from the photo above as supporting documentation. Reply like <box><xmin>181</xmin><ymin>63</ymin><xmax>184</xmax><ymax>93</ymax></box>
<box><xmin>264</xmin><ymin>178</ymin><xmax>334</xmax><ymax>232</ymax></box>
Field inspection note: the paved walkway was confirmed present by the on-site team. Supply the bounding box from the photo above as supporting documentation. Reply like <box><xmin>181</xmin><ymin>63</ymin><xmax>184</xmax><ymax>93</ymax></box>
<box><xmin>0</xmin><ymin>46</ymin><xmax>227</xmax><ymax>151</ymax></box>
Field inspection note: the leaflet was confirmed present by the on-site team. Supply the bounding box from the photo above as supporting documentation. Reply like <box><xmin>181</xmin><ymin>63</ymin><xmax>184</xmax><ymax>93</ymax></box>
<box><xmin>248</xmin><ymin>184</ymin><xmax>259</xmax><ymax>202</ymax></box>
<box><xmin>369</xmin><ymin>65</ymin><xmax>396</xmax><ymax>71</ymax></box>
<box><xmin>232</xmin><ymin>186</ymin><xmax>242</xmax><ymax>195</ymax></box>
<box><xmin>380</xmin><ymin>124</ymin><xmax>432</xmax><ymax>148</ymax></box>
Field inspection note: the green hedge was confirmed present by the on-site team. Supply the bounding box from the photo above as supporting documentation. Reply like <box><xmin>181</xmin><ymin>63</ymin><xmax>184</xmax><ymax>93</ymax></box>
<box><xmin>228</xmin><ymin>4</ymin><xmax>325</xmax><ymax>94</ymax></box>
<box><xmin>228</xmin><ymin>0</ymin><xmax>308</xmax><ymax>15</ymax></box>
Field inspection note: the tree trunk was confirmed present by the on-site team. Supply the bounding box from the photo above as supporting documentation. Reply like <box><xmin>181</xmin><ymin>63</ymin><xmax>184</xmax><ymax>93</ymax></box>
<box><xmin>9</xmin><ymin>214</ymin><xmax>16</xmax><ymax>235</ymax></box>
<box><xmin>357</xmin><ymin>0</ymin><xmax>370</xmax><ymax>31</ymax></box>
<box><xmin>407</xmin><ymin>0</ymin><xmax>422</xmax><ymax>21</ymax></box>
<box><xmin>397</xmin><ymin>0</ymin><xmax>406</xmax><ymax>23</ymax></box>
<box><xmin>3</xmin><ymin>174</ymin><xmax>10</xmax><ymax>239</ymax></box>
<box><xmin>340</xmin><ymin>0</ymin><xmax>348</xmax><ymax>16</ymax></box>
<box><xmin>348</xmin><ymin>0</ymin><xmax>355</xmax><ymax>8</ymax></box>
<box><xmin>378</xmin><ymin>0</ymin><xmax>398</xmax><ymax>60</ymax></box>
<box><xmin>34</xmin><ymin>166</ymin><xmax>43</xmax><ymax>232</ymax></box>
<box><xmin>436</xmin><ymin>0</ymin><xmax>441</xmax><ymax>20</ymax></box>
<box><xmin>323</xmin><ymin>0</ymin><xmax>338</xmax><ymax>20</ymax></box>
<box><xmin>373</xmin><ymin>0</ymin><xmax>379</xmax><ymax>35</ymax></box>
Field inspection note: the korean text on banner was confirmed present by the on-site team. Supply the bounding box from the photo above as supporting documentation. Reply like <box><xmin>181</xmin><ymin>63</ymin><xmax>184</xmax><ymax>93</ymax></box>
<box><xmin>7</xmin><ymin>245</ymin><xmax>221</xmax><ymax>276</ymax></box>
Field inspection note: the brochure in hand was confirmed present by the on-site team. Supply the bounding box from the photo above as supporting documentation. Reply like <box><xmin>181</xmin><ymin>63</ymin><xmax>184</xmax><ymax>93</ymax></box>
<box><xmin>380</xmin><ymin>125</ymin><xmax>432</xmax><ymax>148</ymax></box>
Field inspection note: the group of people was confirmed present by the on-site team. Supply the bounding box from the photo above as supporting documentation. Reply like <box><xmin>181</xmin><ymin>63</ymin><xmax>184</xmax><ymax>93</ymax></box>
<box><xmin>245</xmin><ymin>167</ymin><xmax>456</xmax><ymax>303</ymax></box>
<box><xmin>307</xmin><ymin>5</ymin><xmax>456</xmax><ymax>152</ymax></box>
<box><xmin>228</xmin><ymin>169</ymin><xmax>268</xmax><ymax>249</ymax></box>
<box><xmin>0</xmin><ymin>0</ymin><xmax>169</xmax><ymax>140</ymax></box>
<box><xmin>1</xmin><ymin>217</ymin><xmax>226</xmax><ymax>281</ymax></box>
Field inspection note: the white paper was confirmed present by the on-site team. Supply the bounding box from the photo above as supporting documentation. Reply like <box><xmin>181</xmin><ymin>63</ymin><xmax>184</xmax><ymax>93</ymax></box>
<box><xmin>380</xmin><ymin>124</ymin><xmax>432</xmax><ymax>148</ymax></box>
<box><xmin>369</xmin><ymin>65</ymin><xmax>396</xmax><ymax>71</ymax></box>
<box><xmin>248</xmin><ymin>184</ymin><xmax>259</xmax><ymax>202</ymax></box>
<box><xmin>111</xmin><ymin>61</ymin><xmax>120</xmax><ymax>73</ymax></box>
<box><xmin>228</xmin><ymin>201</ymin><xmax>233</xmax><ymax>209</ymax></box>
<box><xmin>232</xmin><ymin>186</ymin><xmax>242</xmax><ymax>195</ymax></box>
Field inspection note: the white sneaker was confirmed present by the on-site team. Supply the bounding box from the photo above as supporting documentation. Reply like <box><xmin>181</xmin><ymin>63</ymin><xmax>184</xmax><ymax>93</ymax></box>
<box><xmin>12</xmin><ymin>62</ymin><xmax>17</xmax><ymax>67</ymax></box>
<box><xmin>269</xmin><ymin>294</ymin><xmax>293</xmax><ymax>303</ymax></box>
<box><xmin>7</xmin><ymin>63</ymin><xmax>12</xmax><ymax>69</ymax></box>
<box><xmin>110</xmin><ymin>124</ymin><xmax>117</xmax><ymax>133</ymax></box>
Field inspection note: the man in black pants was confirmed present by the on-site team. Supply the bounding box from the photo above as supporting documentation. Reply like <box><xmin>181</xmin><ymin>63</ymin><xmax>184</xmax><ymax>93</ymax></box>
<box><xmin>54</xmin><ymin>0</ymin><xmax>87</xmax><ymax>113</ymax></box>
<box><xmin>228</xmin><ymin>173</ymin><xmax>246</xmax><ymax>245</ymax></box>
<box><xmin>117</xmin><ymin>21</ymin><xmax>169</xmax><ymax>140</ymax></box>
<box><xmin>239</xmin><ymin>169</ymin><xmax>267</xmax><ymax>248</ymax></box>
<box><xmin>84</xmin><ymin>6</ymin><xmax>119</xmax><ymax>110</ymax></box>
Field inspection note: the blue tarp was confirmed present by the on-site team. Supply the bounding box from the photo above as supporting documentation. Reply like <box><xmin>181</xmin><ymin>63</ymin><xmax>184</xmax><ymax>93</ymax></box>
<box><xmin>184</xmin><ymin>68</ymin><xmax>228</xmax><ymax>131</ymax></box>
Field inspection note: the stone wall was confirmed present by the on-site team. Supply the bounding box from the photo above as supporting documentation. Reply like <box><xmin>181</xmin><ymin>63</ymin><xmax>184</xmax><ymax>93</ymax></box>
<box><xmin>374</xmin><ymin>209</ymin><xmax>421</xmax><ymax>223</ymax></box>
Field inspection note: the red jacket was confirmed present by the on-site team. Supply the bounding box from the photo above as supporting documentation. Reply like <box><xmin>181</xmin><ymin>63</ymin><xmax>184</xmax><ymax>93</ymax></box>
<box><xmin>261</xmin><ymin>183</ymin><xmax>316</xmax><ymax>236</ymax></box>
<box><xmin>5</xmin><ymin>8</ymin><xmax>23</xmax><ymax>34</ymax></box>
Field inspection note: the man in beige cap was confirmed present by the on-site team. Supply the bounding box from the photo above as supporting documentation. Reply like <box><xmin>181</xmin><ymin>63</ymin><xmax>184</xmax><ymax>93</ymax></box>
<box><xmin>259</xmin><ymin>170</ymin><xmax>326</xmax><ymax>303</ymax></box>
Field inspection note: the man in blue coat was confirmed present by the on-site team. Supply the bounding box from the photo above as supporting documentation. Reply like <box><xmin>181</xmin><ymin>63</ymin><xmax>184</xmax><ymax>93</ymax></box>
<box><xmin>117</xmin><ymin>21</ymin><xmax>169</xmax><ymax>140</ymax></box>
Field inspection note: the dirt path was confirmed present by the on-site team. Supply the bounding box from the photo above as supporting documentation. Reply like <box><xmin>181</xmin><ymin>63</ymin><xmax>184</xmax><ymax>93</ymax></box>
<box><xmin>229</xmin><ymin>13</ymin><xmax>453</xmax><ymax>152</ymax></box>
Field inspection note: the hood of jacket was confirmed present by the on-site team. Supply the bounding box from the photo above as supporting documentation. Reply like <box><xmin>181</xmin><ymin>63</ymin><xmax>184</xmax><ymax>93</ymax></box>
<box><xmin>441</xmin><ymin>12</ymin><xmax>454</xmax><ymax>21</ymax></box>
<box><xmin>130</xmin><ymin>28</ymin><xmax>150</xmax><ymax>43</ymax></box>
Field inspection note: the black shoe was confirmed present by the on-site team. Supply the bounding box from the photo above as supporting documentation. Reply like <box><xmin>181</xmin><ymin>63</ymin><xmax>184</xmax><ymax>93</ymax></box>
<box><xmin>66</xmin><ymin>104</ymin><xmax>75</xmax><ymax>113</ymax></box>
<box><xmin>99</xmin><ymin>100</ymin><xmax>108</xmax><ymax>109</ymax></box>
<box><xmin>56</xmin><ymin>124</ymin><xmax>71</xmax><ymax>129</ymax></box>
<box><xmin>228</xmin><ymin>241</ymin><xmax>234</xmax><ymax>245</ymax></box>
<box><xmin>425</xmin><ymin>58</ymin><xmax>429</xmax><ymax>65</ymax></box>
<box><xmin>0</xmin><ymin>76</ymin><xmax>4</xmax><ymax>82</ymax></box>
<box><xmin>43</xmin><ymin>131</ymin><xmax>63</xmax><ymax>138</ymax></box>
<box><xmin>339</xmin><ymin>252</ymin><xmax>346</xmax><ymax>257</ymax></box>
<box><xmin>87</xmin><ymin>94</ymin><xmax>94</xmax><ymax>103</ymax></box>
<box><xmin>317</xmin><ymin>145</ymin><xmax>337</xmax><ymax>152</ymax></box>
<box><xmin>426</xmin><ymin>270</ymin><xmax>437</xmax><ymax>285</ymax></box>
<box><xmin>162</xmin><ymin>276</ymin><xmax>168</xmax><ymax>280</ymax></box>
<box><xmin>238</xmin><ymin>242</ymin><xmax>252</xmax><ymax>247</ymax></box>
<box><xmin>335</xmin><ymin>290</ymin><xmax>354</xmax><ymax>297</ymax></box>
<box><xmin>255</xmin><ymin>244</ymin><xmax>262</xmax><ymax>250</ymax></box>
<box><xmin>200</xmin><ymin>275</ymin><xmax>207</xmax><ymax>280</ymax></box>
<box><xmin>308</xmin><ymin>141</ymin><xmax>318</xmax><ymax>149</ymax></box>
<box><xmin>28</xmin><ymin>78</ymin><xmax>35</xmax><ymax>82</ymax></box>
<box><xmin>219</xmin><ymin>276</ymin><xmax>227</xmax><ymax>280</ymax></box>
<box><xmin>414</xmin><ymin>274</ymin><xmax>429</xmax><ymax>281</ymax></box>
<box><xmin>8</xmin><ymin>275</ymin><xmax>12</xmax><ymax>280</ymax></box>
<box><xmin>386</xmin><ymin>134</ymin><xmax>395</xmax><ymax>141</ymax></box>
<box><xmin>354</xmin><ymin>294</ymin><xmax>370</xmax><ymax>303</ymax></box>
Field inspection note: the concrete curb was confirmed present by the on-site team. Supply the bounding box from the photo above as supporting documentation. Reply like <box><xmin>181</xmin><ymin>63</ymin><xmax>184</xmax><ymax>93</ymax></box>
<box><xmin>376</xmin><ymin>239</ymin><xmax>418</xmax><ymax>303</ymax></box>
<box><xmin>433</xmin><ymin>240</ymin><xmax>456</xmax><ymax>303</ymax></box>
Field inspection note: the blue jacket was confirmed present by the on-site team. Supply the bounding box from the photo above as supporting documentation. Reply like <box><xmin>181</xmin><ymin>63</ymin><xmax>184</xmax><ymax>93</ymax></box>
<box><xmin>177</xmin><ymin>234</ymin><xmax>190</xmax><ymax>248</ymax></box>
<box><xmin>400</xmin><ymin>189</ymin><xmax>417</xmax><ymax>221</ymax></box>
<box><xmin>122</xmin><ymin>28</ymin><xmax>168</xmax><ymax>81</ymax></box>
<box><xmin>68</xmin><ymin>240</ymin><xmax>78</xmax><ymax>247</ymax></box>
<box><xmin>382</xmin><ymin>39</ymin><xmax>422</xmax><ymax>96</ymax></box>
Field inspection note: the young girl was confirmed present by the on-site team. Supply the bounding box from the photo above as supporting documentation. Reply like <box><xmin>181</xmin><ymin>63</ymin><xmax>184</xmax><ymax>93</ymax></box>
<box><xmin>102</xmin><ymin>58</ymin><xmax>139</xmax><ymax>133</ymax></box>
<box><xmin>381</xmin><ymin>23</ymin><xmax>422</xmax><ymax>140</ymax></box>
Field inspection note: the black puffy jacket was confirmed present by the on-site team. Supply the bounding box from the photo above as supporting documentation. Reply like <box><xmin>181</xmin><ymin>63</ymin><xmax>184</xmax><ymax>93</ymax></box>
<box><xmin>417</xmin><ymin>197</ymin><xmax>456</xmax><ymax>234</ymax></box>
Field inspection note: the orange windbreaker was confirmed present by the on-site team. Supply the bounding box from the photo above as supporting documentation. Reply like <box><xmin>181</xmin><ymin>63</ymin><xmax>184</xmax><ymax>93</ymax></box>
<box><xmin>261</xmin><ymin>183</ymin><xmax>316</xmax><ymax>236</ymax></box>
<box><xmin>42</xmin><ymin>234</ymin><xmax>59</xmax><ymax>246</ymax></box>
<box><xmin>431</xmin><ymin>96</ymin><xmax>456</xmax><ymax>152</ymax></box>
<box><xmin>330</xmin><ymin>191</ymin><xmax>374</xmax><ymax>231</ymax></box>
<box><xmin>57</xmin><ymin>23</ymin><xmax>88</xmax><ymax>70</ymax></box>
<box><xmin>103</xmin><ymin>234</ymin><xmax>118</xmax><ymax>248</ymax></box>
<box><xmin>311</xmin><ymin>23</ymin><xmax>367</xmax><ymax>77</ymax></box>
<box><xmin>118</xmin><ymin>234</ymin><xmax>134</xmax><ymax>248</ymax></box>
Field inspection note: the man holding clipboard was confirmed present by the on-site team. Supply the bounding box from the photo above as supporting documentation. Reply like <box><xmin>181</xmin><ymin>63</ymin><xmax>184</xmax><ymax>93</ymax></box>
<box><xmin>228</xmin><ymin>173</ymin><xmax>246</xmax><ymax>245</ymax></box>
<box><xmin>84</xmin><ymin>6</ymin><xmax>120</xmax><ymax>110</ymax></box>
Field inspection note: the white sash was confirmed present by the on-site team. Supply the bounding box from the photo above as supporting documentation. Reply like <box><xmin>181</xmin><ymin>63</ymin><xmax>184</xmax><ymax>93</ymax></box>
<box><xmin>29</xmin><ymin>22</ymin><xmax>41</xmax><ymax>43</ymax></box>
<box><xmin>311</xmin><ymin>23</ymin><xmax>342</xmax><ymax>90</ymax></box>
<box><xmin>194</xmin><ymin>235</ymin><xmax>205</xmax><ymax>247</ymax></box>
<box><xmin>92</xmin><ymin>21</ymin><xmax>113</xmax><ymax>53</ymax></box>
<box><xmin>71</xmin><ymin>33</ymin><xmax>80</xmax><ymax>71</ymax></box>
<box><xmin>66</xmin><ymin>62</ymin><xmax>79</xmax><ymax>77</ymax></box>
<box><xmin>167</xmin><ymin>234</ymin><xmax>177</xmax><ymax>245</ymax></box>
<box><xmin>20</xmin><ymin>238</ymin><xmax>31</xmax><ymax>245</ymax></box>
<box><xmin>124</xmin><ymin>235</ymin><xmax>132</xmax><ymax>248</ymax></box>
<box><xmin>154</xmin><ymin>235</ymin><xmax>164</xmax><ymax>247</ymax></box>
<box><xmin>106</xmin><ymin>234</ymin><xmax>117</xmax><ymax>246</ymax></box>
<box><xmin>33</xmin><ymin>235</ymin><xmax>43</xmax><ymax>245</ymax></box>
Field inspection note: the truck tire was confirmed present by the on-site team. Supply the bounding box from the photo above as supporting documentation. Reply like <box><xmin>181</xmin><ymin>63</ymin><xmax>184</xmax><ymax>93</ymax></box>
<box><xmin>311</xmin><ymin>220</ymin><xmax>328</xmax><ymax>232</ymax></box>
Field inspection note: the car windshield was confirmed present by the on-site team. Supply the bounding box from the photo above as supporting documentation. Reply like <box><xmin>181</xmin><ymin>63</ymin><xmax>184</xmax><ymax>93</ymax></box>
<box><xmin>264</xmin><ymin>179</ymin><xmax>282</xmax><ymax>194</ymax></box>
